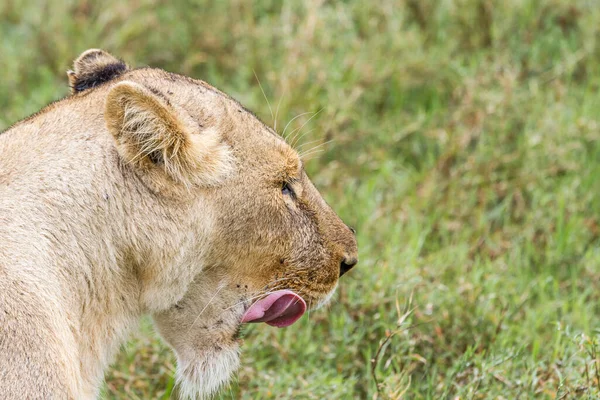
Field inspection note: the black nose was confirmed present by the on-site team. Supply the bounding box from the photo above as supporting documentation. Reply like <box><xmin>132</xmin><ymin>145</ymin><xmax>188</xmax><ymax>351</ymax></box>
<box><xmin>340</xmin><ymin>256</ymin><xmax>358</xmax><ymax>277</ymax></box>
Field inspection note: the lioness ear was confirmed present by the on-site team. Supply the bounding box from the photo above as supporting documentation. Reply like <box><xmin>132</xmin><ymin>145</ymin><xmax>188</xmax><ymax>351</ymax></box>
<box><xmin>68</xmin><ymin>49</ymin><xmax>128</xmax><ymax>93</ymax></box>
<box><xmin>105</xmin><ymin>81</ymin><xmax>233</xmax><ymax>191</ymax></box>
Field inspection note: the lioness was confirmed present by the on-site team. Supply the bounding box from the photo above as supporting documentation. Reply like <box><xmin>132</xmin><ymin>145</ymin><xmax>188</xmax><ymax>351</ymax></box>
<box><xmin>0</xmin><ymin>49</ymin><xmax>358</xmax><ymax>399</ymax></box>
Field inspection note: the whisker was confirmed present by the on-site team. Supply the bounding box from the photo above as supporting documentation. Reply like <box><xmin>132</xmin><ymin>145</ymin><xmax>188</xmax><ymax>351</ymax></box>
<box><xmin>290</xmin><ymin>129</ymin><xmax>318</xmax><ymax>151</ymax></box>
<box><xmin>289</xmin><ymin>108</ymin><xmax>323</xmax><ymax>148</ymax></box>
<box><xmin>273</xmin><ymin>89</ymin><xmax>285</xmax><ymax>133</ymax></box>
<box><xmin>295</xmin><ymin>136</ymin><xmax>323</xmax><ymax>152</ymax></box>
<box><xmin>269</xmin><ymin>275</ymin><xmax>297</xmax><ymax>284</ymax></box>
<box><xmin>282</xmin><ymin>112</ymin><xmax>314</xmax><ymax>140</ymax></box>
<box><xmin>222</xmin><ymin>277</ymin><xmax>297</xmax><ymax>311</ymax></box>
<box><xmin>298</xmin><ymin>139</ymin><xmax>334</xmax><ymax>155</ymax></box>
<box><xmin>223</xmin><ymin>292</ymin><xmax>271</xmax><ymax>312</ymax></box>
<box><xmin>253</xmin><ymin>69</ymin><xmax>274</xmax><ymax>128</ymax></box>
<box><xmin>222</xmin><ymin>288</ymin><xmax>282</xmax><ymax>312</ymax></box>
<box><xmin>189</xmin><ymin>282</ymin><xmax>228</xmax><ymax>330</ymax></box>
<box><xmin>300</xmin><ymin>149</ymin><xmax>326</xmax><ymax>161</ymax></box>
<box><xmin>200</xmin><ymin>264</ymin><xmax>221</xmax><ymax>274</ymax></box>
<box><xmin>298</xmin><ymin>139</ymin><xmax>334</xmax><ymax>159</ymax></box>
<box><xmin>247</xmin><ymin>275</ymin><xmax>295</xmax><ymax>292</ymax></box>
<box><xmin>299</xmin><ymin>147</ymin><xmax>325</xmax><ymax>157</ymax></box>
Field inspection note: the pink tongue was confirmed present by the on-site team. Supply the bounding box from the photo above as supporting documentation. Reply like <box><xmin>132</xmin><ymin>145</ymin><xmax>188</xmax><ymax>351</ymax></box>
<box><xmin>241</xmin><ymin>290</ymin><xmax>306</xmax><ymax>328</ymax></box>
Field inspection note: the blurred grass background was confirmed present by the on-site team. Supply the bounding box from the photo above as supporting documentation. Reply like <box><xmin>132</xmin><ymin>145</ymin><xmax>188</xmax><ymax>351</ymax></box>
<box><xmin>3</xmin><ymin>0</ymin><xmax>600</xmax><ymax>398</ymax></box>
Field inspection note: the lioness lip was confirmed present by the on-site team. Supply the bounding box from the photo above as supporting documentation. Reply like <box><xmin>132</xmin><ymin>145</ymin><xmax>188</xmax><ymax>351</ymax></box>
<box><xmin>241</xmin><ymin>290</ymin><xmax>306</xmax><ymax>328</ymax></box>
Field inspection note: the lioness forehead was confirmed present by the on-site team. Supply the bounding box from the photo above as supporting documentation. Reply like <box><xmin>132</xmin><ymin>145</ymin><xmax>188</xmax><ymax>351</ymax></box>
<box><xmin>133</xmin><ymin>70</ymin><xmax>303</xmax><ymax>176</ymax></box>
<box><xmin>129</xmin><ymin>69</ymin><xmax>293</xmax><ymax>136</ymax></box>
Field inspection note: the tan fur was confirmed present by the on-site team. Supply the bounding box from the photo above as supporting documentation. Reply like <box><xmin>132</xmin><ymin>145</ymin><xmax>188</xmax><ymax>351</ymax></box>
<box><xmin>0</xmin><ymin>50</ymin><xmax>357</xmax><ymax>399</ymax></box>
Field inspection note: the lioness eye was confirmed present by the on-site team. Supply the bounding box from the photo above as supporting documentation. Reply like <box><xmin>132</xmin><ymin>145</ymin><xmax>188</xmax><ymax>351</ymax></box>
<box><xmin>282</xmin><ymin>182</ymin><xmax>294</xmax><ymax>197</ymax></box>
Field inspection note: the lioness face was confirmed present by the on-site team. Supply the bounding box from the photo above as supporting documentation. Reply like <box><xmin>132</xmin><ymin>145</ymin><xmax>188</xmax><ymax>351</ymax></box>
<box><xmin>152</xmin><ymin>84</ymin><xmax>358</xmax><ymax>397</ymax></box>
<box><xmin>83</xmin><ymin>49</ymin><xmax>357</xmax><ymax>397</ymax></box>
<box><xmin>211</xmin><ymin>110</ymin><xmax>358</xmax><ymax>309</ymax></box>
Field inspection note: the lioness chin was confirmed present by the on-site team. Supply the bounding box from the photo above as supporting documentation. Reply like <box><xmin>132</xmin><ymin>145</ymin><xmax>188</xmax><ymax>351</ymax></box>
<box><xmin>0</xmin><ymin>49</ymin><xmax>357</xmax><ymax>399</ymax></box>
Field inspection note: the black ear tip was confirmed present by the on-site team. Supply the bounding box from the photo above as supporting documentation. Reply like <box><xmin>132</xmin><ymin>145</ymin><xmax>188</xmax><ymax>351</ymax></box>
<box><xmin>76</xmin><ymin>49</ymin><xmax>108</xmax><ymax>63</ymax></box>
<box><xmin>68</xmin><ymin>49</ymin><xmax>129</xmax><ymax>94</ymax></box>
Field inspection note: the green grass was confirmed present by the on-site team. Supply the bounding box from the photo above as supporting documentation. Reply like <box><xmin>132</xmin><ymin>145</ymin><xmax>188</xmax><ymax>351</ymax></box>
<box><xmin>3</xmin><ymin>0</ymin><xmax>600</xmax><ymax>398</ymax></box>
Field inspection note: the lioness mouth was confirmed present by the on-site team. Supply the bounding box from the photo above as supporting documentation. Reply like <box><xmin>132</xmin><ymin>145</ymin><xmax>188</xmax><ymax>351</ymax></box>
<box><xmin>241</xmin><ymin>290</ymin><xmax>306</xmax><ymax>328</ymax></box>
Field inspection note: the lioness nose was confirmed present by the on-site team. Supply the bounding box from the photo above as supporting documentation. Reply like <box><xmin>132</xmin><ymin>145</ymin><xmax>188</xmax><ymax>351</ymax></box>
<box><xmin>339</xmin><ymin>256</ymin><xmax>358</xmax><ymax>277</ymax></box>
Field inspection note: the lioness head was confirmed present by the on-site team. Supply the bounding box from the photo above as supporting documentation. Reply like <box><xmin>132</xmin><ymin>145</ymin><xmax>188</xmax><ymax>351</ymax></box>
<box><xmin>72</xmin><ymin>49</ymin><xmax>357</xmax><ymax>397</ymax></box>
